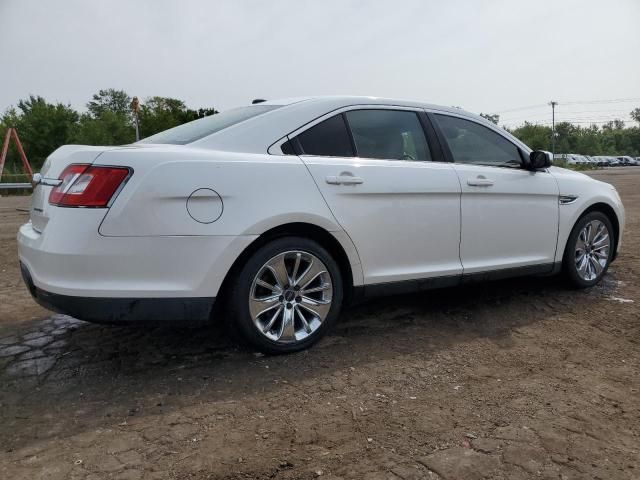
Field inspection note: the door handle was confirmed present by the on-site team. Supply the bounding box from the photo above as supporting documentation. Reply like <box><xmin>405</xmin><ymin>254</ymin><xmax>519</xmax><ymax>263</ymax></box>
<box><xmin>467</xmin><ymin>177</ymin><xmax>494</xmax><ymax>187</ymax></box>
<box><xmin>326</xmin><ymin>175</ymin><xmax>364</xmax><ymax>185</ymax></box>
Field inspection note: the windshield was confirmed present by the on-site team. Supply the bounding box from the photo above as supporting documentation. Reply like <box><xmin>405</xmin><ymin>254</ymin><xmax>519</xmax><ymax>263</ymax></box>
<box><xmin>138</xmin><ymin>105</ymin><xmax>280</xmax><ymax>145</ymax></box>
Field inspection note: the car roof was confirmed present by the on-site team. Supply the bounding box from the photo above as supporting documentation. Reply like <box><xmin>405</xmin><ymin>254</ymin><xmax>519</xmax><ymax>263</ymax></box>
<box><xmin>192</xmin><ymin>95</ymin><xmax>527</xmax><ymax>153</ymax></box>
<box><xmin>262</xmin><ymin>95</ymin><xmax>472</xmax><ymax>117</ymax></box>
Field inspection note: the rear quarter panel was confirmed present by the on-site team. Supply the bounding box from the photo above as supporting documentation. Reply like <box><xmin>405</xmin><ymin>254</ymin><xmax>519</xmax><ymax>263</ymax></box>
<box><xmin>96</xmin><ymin>146</ymin><xmax>364</xmax><ymax>288</ymax></box>
<box><xmin>98</xmin><ymin>147</ymin><xmax>341</xmax><ymax>237</ymax></box>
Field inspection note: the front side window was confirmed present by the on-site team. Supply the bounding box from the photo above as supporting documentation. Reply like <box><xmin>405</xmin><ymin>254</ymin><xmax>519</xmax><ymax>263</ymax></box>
<box><xmin>344</xmin><ymin>110</ymin><xmax>431</xmax><ymax>161</ymax></box>
<box><xmin>434</xmin><ymin>114</ymin><xmax>522</xmax><ymax>167</ymax></box>
<box><xmin>297</xmin><ymin>115</ymin><xmax>354</xmax><ymax>157</ymax></box>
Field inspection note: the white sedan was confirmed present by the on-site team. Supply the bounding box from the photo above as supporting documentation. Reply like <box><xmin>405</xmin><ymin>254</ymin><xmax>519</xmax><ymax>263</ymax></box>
<box><xmin>18</xmin><ymin>96</ymin><xmax>625</xmax><ymax>353</ymax></box>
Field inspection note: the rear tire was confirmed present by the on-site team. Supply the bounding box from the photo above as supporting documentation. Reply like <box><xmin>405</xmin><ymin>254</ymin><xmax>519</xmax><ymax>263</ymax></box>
<box><xmin>228</xmin><ymin>236</ymin><xmax>343</xmax><ymax>354</ymax></box>
<box><xmin>563</xmin><ymin>211</ymin><xmax>614</xmax><ymax>288</ymax></box>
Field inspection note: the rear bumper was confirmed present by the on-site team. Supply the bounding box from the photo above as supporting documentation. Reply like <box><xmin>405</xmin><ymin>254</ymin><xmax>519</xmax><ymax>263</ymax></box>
<box><xmin>17</xmin><ymin>217</ymin><xmax>256</xmax><ymax>298</ymax></box>
<box><xmin>20</xmin><ymin>262</ymin><xmax>215</xmax><ymax>323</ymax></box>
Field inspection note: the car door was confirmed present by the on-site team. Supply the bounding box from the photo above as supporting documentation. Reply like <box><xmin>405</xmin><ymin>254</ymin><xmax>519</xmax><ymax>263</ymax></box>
<box><xmin>431</xmin><ymin>112</ymin><xmax>559</xmax><ymax>275</ymax></box>
<box><xmin>289</xmin><ymin>107</ymin><xmax>462</xmax><ymax>285</ymax></box>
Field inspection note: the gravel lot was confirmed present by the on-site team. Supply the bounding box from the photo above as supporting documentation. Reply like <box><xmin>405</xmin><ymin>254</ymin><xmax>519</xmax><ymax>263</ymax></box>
<box><xmin>1</xmin><ymin>168</ymin><xmax>639</xmax><ymax>479</ymax></box>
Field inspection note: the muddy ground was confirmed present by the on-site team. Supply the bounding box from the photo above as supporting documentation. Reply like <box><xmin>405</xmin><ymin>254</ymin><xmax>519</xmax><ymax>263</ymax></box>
<box><xmin>0</xmin><ymin>169</ymin><xmax>639</xmax><ymax>480</ymax></box>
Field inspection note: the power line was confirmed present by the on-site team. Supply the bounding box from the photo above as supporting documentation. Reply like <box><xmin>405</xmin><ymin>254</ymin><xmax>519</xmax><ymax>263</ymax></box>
<box><xmin>500</xmin><ymin>109</ymin><xmax>633</xmax><ymax>121</ymax></box>
<box><xmin>503</xmin><ymin>114</ymin><xmax>633</xmax><ymax>124</ymax></box>
<box><xmin>517</xmin><ymin>114</ymin><xmax>632</xmax><ymax>121</ymax></box>
<box><xmin>514</xmin><ymin>119</ymin><xmax>631</xmax><ymax>126</ymax></box>
<box><xmin>561</xmin><ymin>97</ymin><xmax>640</xmax><ymax>106</ymax></box>
<box><xmin>557</xmin><ymin>115</ymin><xmax>632</xmax><ymax>120</ymax></box>
<box><xmin>492</xmin><ymin>96</ymin><xmax>640</xmax><ymax>115</ymax></box>
<box><xmin>492</xmin><ymin>103</ymin><xmax>548</xmax><ymax>114</ymax></box>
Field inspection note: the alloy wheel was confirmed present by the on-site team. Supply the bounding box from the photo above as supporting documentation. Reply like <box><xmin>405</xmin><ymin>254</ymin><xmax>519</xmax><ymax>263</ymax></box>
<box><xmin>249</xmin><ymin>251</ymin><xmax>333</xmax><ymax>344</ymax></box>
<box><xmin>574</xmin><ymin>219</ymin><xmax>610</xmax><ymax>281</ymax></box>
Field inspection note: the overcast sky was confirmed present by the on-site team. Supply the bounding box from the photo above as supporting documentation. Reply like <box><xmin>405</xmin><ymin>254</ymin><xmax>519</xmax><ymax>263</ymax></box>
<box><xmin>1</xmin><ymin>0</ymin><xmax>639</xmax><ymax>127</ymax></box>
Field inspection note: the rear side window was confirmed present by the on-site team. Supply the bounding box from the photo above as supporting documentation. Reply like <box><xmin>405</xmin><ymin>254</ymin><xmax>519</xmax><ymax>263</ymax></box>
<box><xmin>435</xmin><ymin>114</ymin><xmax>522</xmax><ymax>167</ymax></box>
<box><xmin>297</xmin><ymin>115</ymin><xmax>354</xmax><ymax>157</ymax></box>
<box><xmin>345</xmin><ymin>110</ymin><xmax>431</xmax><ymax>161</ymax></box>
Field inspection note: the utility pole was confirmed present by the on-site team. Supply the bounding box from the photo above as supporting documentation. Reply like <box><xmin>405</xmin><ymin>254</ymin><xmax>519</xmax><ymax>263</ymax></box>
<box><xmin>549</xmin><ymin>100</ymin><xmax>558</xmax><ymax>157</ymax></box>
<box><xmin>131</xmin><ymin>96</ymin><xmax>140</xmax><ymax>141</ymax></box>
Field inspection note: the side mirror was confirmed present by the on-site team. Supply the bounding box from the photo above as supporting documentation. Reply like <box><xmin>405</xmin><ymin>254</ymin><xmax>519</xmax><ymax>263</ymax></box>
<box><xmin>529</xmin><ymin>150</ymin><xmax>552</xmax><ymax>170</ymax></box>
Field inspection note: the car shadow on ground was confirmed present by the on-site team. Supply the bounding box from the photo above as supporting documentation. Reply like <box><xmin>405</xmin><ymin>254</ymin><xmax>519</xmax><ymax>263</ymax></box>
<box><xmin>0</xmin><ymin>271</ymin><xmax>618</xmax><ymax>450</ymax></box>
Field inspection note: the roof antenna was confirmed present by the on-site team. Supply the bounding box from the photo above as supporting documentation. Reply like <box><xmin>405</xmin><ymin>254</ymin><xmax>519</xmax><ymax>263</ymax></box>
<box><xmin>252</xmin><ymin>99</ymin><xmax>267</xmax><ymax>104</ymax></box>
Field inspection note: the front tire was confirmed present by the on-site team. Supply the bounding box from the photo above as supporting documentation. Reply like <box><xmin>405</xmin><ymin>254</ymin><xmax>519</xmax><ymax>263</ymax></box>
<box><xmin>229</xmin><ymin>237</ymin><xmax>343</xmax><ymax>354</ymax></box>
<box><xmin>563</xmin><ymin>211</ymin><xmax>614</xmax><ymax>288</ymax></box>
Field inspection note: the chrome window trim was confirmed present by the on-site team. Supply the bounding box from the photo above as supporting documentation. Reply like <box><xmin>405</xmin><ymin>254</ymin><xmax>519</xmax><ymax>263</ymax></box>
<box><xmin>425</xmin><ymin>108</ymin><xmax>532</xmax><ymax>155</ymax></box>
<box><xmin>275</xmin><ymin>104</ymin><xmax>435</xmax><ymax>162</ymax></box>
<box><xmin>426</xmin><ymin>109</ymin><xmax>544</xmax><ymax>172</ymax></box>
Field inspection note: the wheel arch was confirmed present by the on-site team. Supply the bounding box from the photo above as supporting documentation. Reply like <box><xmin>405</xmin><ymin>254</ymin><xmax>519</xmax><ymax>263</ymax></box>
<box><xmin>216</xmin><ymin>222</ymin><xmax>359</xmax><ymax>311</ymax></box>
<box><xmin>578</xmin><ymin>202</ymin><xmax>620</xmax><ymax>260</ymax></box>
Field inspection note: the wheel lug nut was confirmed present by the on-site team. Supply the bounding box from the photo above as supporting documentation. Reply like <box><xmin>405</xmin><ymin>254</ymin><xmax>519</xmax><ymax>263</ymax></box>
<box><xmin>278</xmin><ymin>295</ymin><xmax>284</xmax><ymax>302</ymax></box>
<box><xmin>294</xmin><ymin>285</ymin><xmax>300</xmax><ymax>291</ymax></box>
<box><xmin>286</xmin><ymin>303</ymin><xmax>293</xmax><ymax>309</ymax></box>
<box><xmin>295</xmin><ymin>296</ymin><xmax>302</xmax><ymax>303</ymax></box>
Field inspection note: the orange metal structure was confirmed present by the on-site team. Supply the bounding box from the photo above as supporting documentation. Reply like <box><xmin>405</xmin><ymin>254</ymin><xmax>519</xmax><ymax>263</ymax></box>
<box><xmin>0</xmin><ymin>128</ymin><xmax>34</xmax><ymax>181</ymax></box>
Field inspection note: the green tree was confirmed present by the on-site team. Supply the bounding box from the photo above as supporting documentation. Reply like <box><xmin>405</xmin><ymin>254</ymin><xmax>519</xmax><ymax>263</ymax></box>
<box><xmin>138</xmin><ymin>96</ymin><xmax>218</xmax><ymax>139</ymax></box>
<box><xmin>554</xmin><ymin>122</ymin><xmax>580</xmax><ymax>154</ymax></box>
<box><xmin>1</xmin><ymin>91</ymin><xmax>222</xmax><ymax>172</ymax></box>
<box><xmin>602</xmin><ymin>119</ymin><xmax>626</xmax><ymax>130</ymax></box>
<box><xmin>87</xmin><ymin>89</ymin><xmax>132</xmax><ymax>118</ymax></box>
<box><xmin>72</xmin><ymin>110</ymin><xmax>136</xmax><ymax>146</ymax></box>
<box><xmin>574</xmin><ymin>124</ymin><xmax>601</xmax><ymax>155</ymax></box>
<box><xmin>182</xmin><ymin>107</ymin><xmax>218</xmax><ymax>122</ymax></box>
<box><xmin>72</xmin><ymin>89</ymin><xmax>135</xmax><ymax>145</ymax></box>
<box><xmin>138</xmin><ymin>96</ymin><xmax>188</xmax><ymax>138</ymax></box>
<box><xmin>7</xmin><ymin>92</ymin><xmax>637</xmax><ymax>172</ymax></box>
<box><xmin>508</xmin><ymin>119</ymin><xmax>640</xmax><ymax>157</ymax></box>
<box><xmin>509</xmin><ymin>122</ymin><xmax>552</xmax><ymax>151</ymax></box>
<box><xmin>1</xmin><ymin>96</ymin><xmax>79</xmax><ymax>169</ymax></box>
<box><xmin>626</xmin><ymin>127</ymin><xmax>640</xmax><ymax>156</ymax></box>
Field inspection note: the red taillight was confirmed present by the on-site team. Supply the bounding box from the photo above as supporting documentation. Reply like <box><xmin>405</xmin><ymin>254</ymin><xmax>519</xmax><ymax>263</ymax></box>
<box><xmin>49</xmin><ymin>164</ymin><xmax>131</xmax><ymax>207</ymax></box>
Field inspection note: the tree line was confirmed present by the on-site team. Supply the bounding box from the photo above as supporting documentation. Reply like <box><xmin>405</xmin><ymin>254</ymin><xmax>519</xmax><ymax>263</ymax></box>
<box><xmin>0</xmin><ymin>89</ymin><xmax>217</xmax><ymax>172</ymax></box>
<box><xmin>1</xmin><ymin>89</ymin><xmax>639</xmax><ymax>174</ymax></box>
<box><xmin>483</xmin><ymin>111</ymin><xmax>640</xmax><ymax>158</ymax></box>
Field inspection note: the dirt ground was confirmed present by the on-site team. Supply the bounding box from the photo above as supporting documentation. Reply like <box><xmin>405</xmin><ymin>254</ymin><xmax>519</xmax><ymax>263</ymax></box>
<box><xmin>0</xmin><ymin>169</ymin><xmax>639</xmax><ymax>480</ymax></box>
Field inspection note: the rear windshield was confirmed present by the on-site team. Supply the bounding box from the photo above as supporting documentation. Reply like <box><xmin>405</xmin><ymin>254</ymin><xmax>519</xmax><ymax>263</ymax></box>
<box><xmin>138</xmin><ymin>105</ymin><xmax>280</xmax><ymax>145</ymax></box>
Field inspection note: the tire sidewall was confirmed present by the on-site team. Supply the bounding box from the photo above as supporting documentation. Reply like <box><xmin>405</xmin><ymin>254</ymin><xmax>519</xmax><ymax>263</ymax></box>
<box><xmin>230</xmin><ymin>236</ymin><xmax>343</xmax><ymax>354</ymax></box>
<box><xmin>563</xmin><ymin>211</ymin><xmax>614</xmax><ymax>288</ymax></box>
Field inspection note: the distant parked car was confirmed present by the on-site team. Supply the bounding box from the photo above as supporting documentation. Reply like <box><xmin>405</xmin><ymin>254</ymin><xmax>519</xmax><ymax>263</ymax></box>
<box><xmin>597</xmin><ymin>156</ymin><xmax>617</xmax><ymax>167</ymax></box>
<box><xmin>560</xmin><ymin>154</ymin><xmax>589</xmax><ymax>166</ymax></box>
<box><xmin>566</xmin><ymin>155</ymin><xmax>581</xmax><ymax>166</ymax></box>
<box><xmin>617</xmin><ymin>156</ymin><xmax>636</xmax><ymax>166</ymax></box>
<box><xmin>576</xmin><ymin>154</ymin><xmax>591</xmax><ymax>165</ymax></box>
<box><xmin>584</xmin><ymin>156</ymin><xmax>599</xmax><ymax>167</ymax></box>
